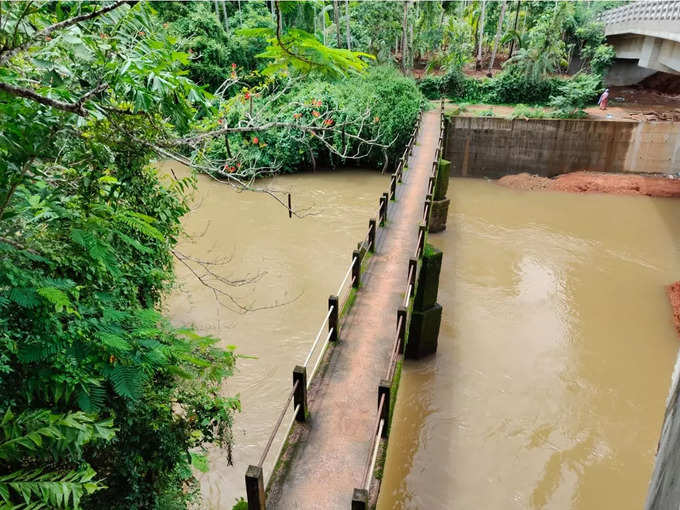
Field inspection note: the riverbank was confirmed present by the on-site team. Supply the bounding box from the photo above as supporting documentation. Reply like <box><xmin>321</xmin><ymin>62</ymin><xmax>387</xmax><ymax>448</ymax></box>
<box><xmin>498</xmin><ymin>171</ymin><xmax>680</xmax><ymax>198</ymax></box>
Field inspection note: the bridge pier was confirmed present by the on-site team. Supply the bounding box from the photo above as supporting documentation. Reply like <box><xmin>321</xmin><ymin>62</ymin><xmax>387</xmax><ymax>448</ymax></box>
<box><xmin>245</xmin><ymin>465</ymin><xmax>265</xmax><ymax>510</ymax></box>
<box><xmin>406</xmin><ymin>245</ymin><xmax>443</xmax><ymax>360</ymax></box>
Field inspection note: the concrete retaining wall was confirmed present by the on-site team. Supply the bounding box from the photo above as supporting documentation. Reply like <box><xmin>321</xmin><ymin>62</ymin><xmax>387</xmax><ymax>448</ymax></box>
<box><xmin>445</xmin><ymin>116</ymin><xmax>680</xmax><ymax>178</ymax></box>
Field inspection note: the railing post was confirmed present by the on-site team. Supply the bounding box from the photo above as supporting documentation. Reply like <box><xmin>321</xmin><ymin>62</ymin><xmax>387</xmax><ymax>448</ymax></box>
<box><xmin>328</xmin><ymin>295</ymin><xmax>338</xmax><ymax>342</ymax></box>
<box><xmin>245</xmin><ymin>465</ymin><xmax>265</xmax><ymax>510</ymax></box>
<box><xmin>368</xmin><ymin>219</ymin><xmax>376</xmax><ymax>252</ymax></box>
<box><xmin>352</xmin><ymin>250</ymin><xmax>361</xmax><ymax>289</ymax></box>
<box><xmin>380</xmin><ymin>192</ymin><xmax>388</xmax><ymax>226</ymax></box>
<box><xmin>293</xmin><ymin>366</ymin><xmax>308</xmax><ymax>422</ymax></box>
<box><xmin>378</xmin><ymin>380</ymin><xmax>391</xmax><ymax>438</ymax></box>
<box><xmin>351</xmin><ymin>488</ymin><xmax>368</xmax><ymax>510</ymax></box>
<box><xmin>390</xmin><ymin>173</ymin><xmax>397</xmax><ymax>200</ymax></box>
<box><xmin>408</xmin><ymin>257</ymin><xmax>417</xmax><ymax>296</ymax></box>
<box><xmin>418</xmin><ymin>223</ymin><xmax>426</xmax><ymax>257</ymax></box>
<box><xmin>428</xmin><ymin>175</ymin><xmax>436</xmax><ymax>195</ymax></box>
<box><xmin>397</xmin><ymin>306</ymin><xmax>407</xmax><ymax>354</ymax></box>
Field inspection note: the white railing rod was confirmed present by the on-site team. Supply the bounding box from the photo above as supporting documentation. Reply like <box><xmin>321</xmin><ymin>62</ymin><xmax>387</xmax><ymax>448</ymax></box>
<box><xmin>303</xmin><ymin>305</ymin><xmax>334</xmax><ymax>367</ymax></box>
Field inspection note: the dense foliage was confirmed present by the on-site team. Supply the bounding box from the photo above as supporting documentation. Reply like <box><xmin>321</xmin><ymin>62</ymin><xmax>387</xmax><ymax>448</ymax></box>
<box><xmin>0</xmin><ymin>3</ymin><xmax>240</xmax><ymax>508</ymax></box>
<box><xmin>412</xmin><ymin>0</ymin><xmax>616</xmax><ymax>114</ymax></box>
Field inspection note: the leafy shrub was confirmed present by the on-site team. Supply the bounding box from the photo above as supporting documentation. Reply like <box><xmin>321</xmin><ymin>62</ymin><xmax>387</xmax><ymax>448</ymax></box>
<box><xmin>509</xmin><ymin>104</ymin><xmax>548</xmax><ymax>119</ymax></box>
<box><xmin>441</xmin><ymin>65</ymin><xmax>467</xmax><ymax>98</ymax></box>
<box><xmin>589</xmin><ymin>44</ymin><xmax>616</xmax><ymax>76</ymax></box>
<box><xmin>206</xmin><ymin>65</ymin><xmax>423</xmax><ymax>175</ymax></box>
<box><xmin>549</xmin><ymin>73</ymin><xmax>601</xmax><ymax>118</ymax></box>
<box><xmin>418</xmin><ymin>75</ymin><xmax>443</xmax><ymax>99</ymax></box>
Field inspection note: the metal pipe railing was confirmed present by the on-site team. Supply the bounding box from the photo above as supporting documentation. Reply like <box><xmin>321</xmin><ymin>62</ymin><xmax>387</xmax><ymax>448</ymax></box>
<box><xmin>258</xmin><ymin>379</ymin><xmax>299</xmax><ymax>467</ymax></box>
<box><xmin>360</xmin><ymin>393</ymin><xmax>386</xmax><ymax>489</ymax></box>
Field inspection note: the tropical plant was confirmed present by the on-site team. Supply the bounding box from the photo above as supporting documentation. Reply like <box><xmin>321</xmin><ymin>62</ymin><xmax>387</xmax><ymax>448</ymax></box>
<box><xmin>0</xmin><ymin>2</ymin><xmax>239</xmax><ymax>508</ymax></box>
<box><xmin>549</xmin><ymin>72</ymin><xmax>601</xmax><ymax>118</ymax></box>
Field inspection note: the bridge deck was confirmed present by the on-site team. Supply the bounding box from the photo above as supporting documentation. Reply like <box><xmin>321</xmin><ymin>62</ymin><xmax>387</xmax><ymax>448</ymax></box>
<box><xmin>268</xmin><ymin>111</ymin><xmax>440</xmax><ymax>509</ymax></box>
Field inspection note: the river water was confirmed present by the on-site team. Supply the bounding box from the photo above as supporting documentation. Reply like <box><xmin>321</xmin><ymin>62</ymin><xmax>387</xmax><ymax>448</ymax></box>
<box><xmin>161</xmin><ymin>161</ymin><xmax>388</xmax><ymax>507</ymax></box>
<box><xmin>378</xmin><ymin>178</ymin><xmax>680</xmax><ymax>510</ymax></box>
<box><xmin>164</xmin><ymin>161</ymin><xmax>680</xmax><ymax>509</ymax></box>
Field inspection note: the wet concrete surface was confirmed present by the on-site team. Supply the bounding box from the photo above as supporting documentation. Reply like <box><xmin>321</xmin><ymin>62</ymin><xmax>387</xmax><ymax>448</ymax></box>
<box><xmin>267</xmin><ymin>110</ymin><xmax>440</xmax><ymax>509</ymax></box>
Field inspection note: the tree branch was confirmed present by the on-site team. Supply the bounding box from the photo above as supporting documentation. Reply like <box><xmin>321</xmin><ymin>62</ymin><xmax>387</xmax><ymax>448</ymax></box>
<box><xmin>0</xmin><ymin>81</ymin><xmax>107</xmax><ymax>116</ymax></box>
<box><xmin>0</xmin><ymin>1</ymin><xmax>128</xmax><ymax>65</ymax></box>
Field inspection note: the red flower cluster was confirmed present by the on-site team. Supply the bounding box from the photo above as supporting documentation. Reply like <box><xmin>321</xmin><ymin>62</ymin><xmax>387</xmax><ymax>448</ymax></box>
<box><xmin>252</xmin><ymin>137</ymin><xmax>259</xmax><ymax>145</ymax></box>
<box><xmin>311</xmin><ymin>99</ymin><xmax>322</xmax><ymax>107</ymax></box>
<box><xmin>312</xmin><ymin>110</ymin><xmax>320</xmax><ymax>118</ymax></box>
<box><xmin>223</xmin><ymin>164</ymin><xmax>236</xmax><ymax>173</ymax></box>
<box><xmin>324</xmin><ymin>118</ymin><xmax>334</xmax><ymax>126</ymax></box>
<box><xmin>231</xmin><ymin>63</ymin><xmax>237</xmax><ymax>69</ymax></box>
<box><xmin>293</xmin><ymin>112</ymin><xmax>302</xmax><ymax>120</ymax></box>
<box><xmin>244</xmin><ymin>91</ymin><xmax>251</xmax><ymax>100</ymax></box>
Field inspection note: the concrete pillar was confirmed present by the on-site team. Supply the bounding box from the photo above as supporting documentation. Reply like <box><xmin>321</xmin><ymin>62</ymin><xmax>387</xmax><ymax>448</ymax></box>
<box><xmin>245</xmin><ymin>465</ymin><xmax>265</xmax><ymax>510</ymax></box>
<box><xmin>397</xmin><ymin>306</ymin><xmax>407</xmax><ymax>354</ymax></box>
<box><xmin>435</xmin><ymin>159</ymin><xmax>451</xmax><ymax>201</ymax></box>
<box><xmin>413</xmin><ymin>246</ymin><xmax>442</xmax><ymax>310</ymax></box>
<box><xmin>351</xmin><ymin>488</ymin><xmax>368</xmax><ymax>510</ymax></box>
<box><xmin>352</xmin><ymin>250</ymin><xmax>361</xmax><ymax>289</ymax></box>
<box><xmin>368</xmin><ymin>219</ymin><xmax>376</xmax><ymax>252</ymax></box>
<box><xmin>328</xmin><ymin>295</ymin><xmax>338</xmax><ymax>342</ymax></box>
<box><xmin>379</xmin><ymin>194</ymin><xmax>387</xmax><ymax>226</ymax></box>
<box><xmin>429</xmin><ymin>199</ymin><xmax>451</xmax><ymax>233</ymax></box>
<box><xmin>405</xmin><ymin>304</ymin><xmax>442</xmax><ymax>360</ymax></box>
<box><xmin>406</xmin><ymin>245</ymin><xmax>443</xmax><ymax>359</ymax></box>
<box><xmin>408</xmin><ymin>258</ymin><xmax>418</xmax><ymax>296</ymax></box>
<box><xmin>378</xmin><ymin>379</ymin><xmax>391</xmax><ymax>438</ymax></box>
<box><xmin>293</xmin><ymin>365</ymin><xmax>308</xmax><ymax>422</ymax></box>
<box><xmin>417</xmin><ymin>223</ymin><xmax>426</xmax><ymax>257</ymax></box>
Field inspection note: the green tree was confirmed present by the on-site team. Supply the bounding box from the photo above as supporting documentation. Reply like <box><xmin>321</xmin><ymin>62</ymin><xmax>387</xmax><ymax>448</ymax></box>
<box><xmin>0</xmin><ymin>3</ymin><xmax>238</xmax><ymax>508</ymax></box>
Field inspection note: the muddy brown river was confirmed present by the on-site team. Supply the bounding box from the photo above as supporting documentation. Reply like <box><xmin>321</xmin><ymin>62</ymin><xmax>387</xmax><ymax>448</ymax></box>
<box><xmin>165</xmin><ymin>162</ymin><xmax>680</xmax><ymax>509</ymax></box>
<box><xmin>162</xmin><ymin>161</ymin><xmax>388</xmax><ymax>507</ymax></box>
<box><xmin>378</xmin><ymin>178</ymin><xmax>680</xmax><ymax>510</ymax></box>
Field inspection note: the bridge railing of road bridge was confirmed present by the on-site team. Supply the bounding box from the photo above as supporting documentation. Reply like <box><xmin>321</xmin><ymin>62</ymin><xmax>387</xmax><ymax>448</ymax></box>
<box><xmin>244</xmin><ymin>102</ymin><xmax>429</xmax><ymax>510</ymax></box>
<box><xmin>599</xmin><ymin>0</ymin><xmax>680</xmax><ymax>24</ymax></box>
<box><xmin>352</xmin><ymin>100</ymin><xmax>446</xmax><ymax>510</ymax></box>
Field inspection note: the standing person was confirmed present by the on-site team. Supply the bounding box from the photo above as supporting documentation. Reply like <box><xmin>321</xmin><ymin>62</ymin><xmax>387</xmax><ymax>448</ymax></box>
<box><xmin>598</xmin><ymin>88</ymin><xmax>610</xmax><ymax>110</ymax></box>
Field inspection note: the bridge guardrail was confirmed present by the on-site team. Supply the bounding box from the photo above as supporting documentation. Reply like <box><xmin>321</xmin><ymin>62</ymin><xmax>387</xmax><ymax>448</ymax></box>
<box><xmin>353</xmin><ymin>99</ymin><xmax>446</xmax><ymax>508</ymax></box>
<box><xmin>244</xmin><ymin>102</ymin><xmax>425</xmax><ymax>510</ymax></box>
<box><xmin>599</xmin><ymin>0</ymin><xmax>680</xmax><ymax>24</ymax></box>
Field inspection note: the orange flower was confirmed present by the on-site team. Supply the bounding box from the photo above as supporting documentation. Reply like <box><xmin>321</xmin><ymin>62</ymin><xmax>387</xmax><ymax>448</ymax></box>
<box><xmin>324</xmin><ymin>118</ymin><xmax>334</xmax><ymax>126</ymax></box>
<box><xmin>373</xmin><ymin>116</ymin><xmax>380</xmax><ymax>123</ymax></box>
<box><xmin>229</xmin><ymin>166</ymin><xmax>236</xmax><ymax>173</ymax></box>
<box><xmin>218</xmin><ymin>118</ymin><xmax>223</xmax><ymax>125</ymax></box>
<box><xmin>293</xmin><ymin>112</ymin><xmax>301</xmax><ymax>119</ymax></box>
<box><xmin>312</xmin><ymin>110</ymin><xmax>320</xmax><ymax>117</ymax></box>
<box><xmin>245</xmin><ymin>91</ymin><xmax>251</xmax><ymax>100</ymax></box>
<box><xmin>252</xmin><ymin>137</ymin><xmax>259</xmax><ymax>145</ymax></box>
<box><xmin>231</xmin><ymin>63</ymin><xmax>237</xmax><ymax>69</ymax></box>
<box><xmin>109</xmin><ymin>355</ymin><xmax>116</xmax><ymax>364</ymax></box>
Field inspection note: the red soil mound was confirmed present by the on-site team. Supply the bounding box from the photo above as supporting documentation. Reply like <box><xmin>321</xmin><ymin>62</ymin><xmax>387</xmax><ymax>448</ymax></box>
<box><xmin>668</xmin><ymin>282</ymin><xmax>680</xmax><ymax>338</ymax></box>
<box><xmin>498</xmin><ymin>171</ymin><xmax>680</xmax><ymax>198</ymax></box>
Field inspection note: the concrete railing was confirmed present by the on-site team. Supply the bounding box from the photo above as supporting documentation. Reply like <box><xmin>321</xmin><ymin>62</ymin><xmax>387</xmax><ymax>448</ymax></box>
<box><xmin>352</xmin><ymin>99</ymin><xmax>446</xmax><ymax>510</ymax></box>
<box><xmin>599</xmin><ymin>0</ymin><xmax>680</xmax><ymax>24</ymax></box>
<box><xmin>244</xmin><ymin>103</ymin><xmax>425</xmax><ymax>510</ymax></box>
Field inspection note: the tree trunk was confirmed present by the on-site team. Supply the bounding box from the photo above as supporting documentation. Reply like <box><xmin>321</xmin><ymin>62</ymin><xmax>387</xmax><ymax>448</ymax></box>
<box><xmin>345</xmin><ymin>0</ymin><xmax>351</xmax><ymax>50</ymax></box>
<box><xmin>487</xmin><ymin>0</ymin><xmax>507</xmax><ymax>76</ymax></box>
<box><xmin>214</xmin><ymin>0</ymin><xmax>221</xmax><ymax>24</ymax></box>
<box><xmin>508</xmin><ymin>0</ymin><xmax>521</xmax><ymax>58</ymax></box>
<box><xmin>221</xmin><ymin>0</ymin><xmax>229</xmax><ymax>33</ymax></box>
<box><xmin>410</xmin><ymin>1</ymin><xmax>416</xmax><ymax>67</ymax></box>
<box><xmin>333</xmin><ymin>0</ymin><xmax>341</xmax><ymax>48</ymax></box>
<box><xmin>401</xmin><ymin>1</ymin><xmax>409</xmax><ymax>74</ymax></box>
<box><xmin>476</xmin><ymin>0</ymin><xmax>486</xmax><ymax>70</ymax></box>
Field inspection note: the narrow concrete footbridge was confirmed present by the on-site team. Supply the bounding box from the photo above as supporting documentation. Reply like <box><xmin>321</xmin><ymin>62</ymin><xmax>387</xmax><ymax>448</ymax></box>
<box><xmin>243</xmin><ymin>102</ymin><xmax>448</xmax><ymax>510</ymax></box>
<box><xmin>601</xmin><ymin>1</ymin><xmax>680</xmax><ymax>84</ymax></box>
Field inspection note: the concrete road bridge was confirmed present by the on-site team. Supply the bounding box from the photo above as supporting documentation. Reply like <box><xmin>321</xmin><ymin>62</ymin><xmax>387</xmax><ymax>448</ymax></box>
<box><xmin>600</xmin><ymin>0</ymin><xmax>680</xmax><ymax>85</ymax></box>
